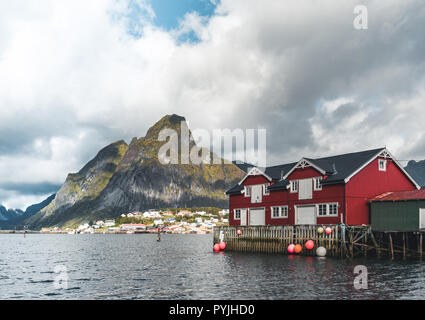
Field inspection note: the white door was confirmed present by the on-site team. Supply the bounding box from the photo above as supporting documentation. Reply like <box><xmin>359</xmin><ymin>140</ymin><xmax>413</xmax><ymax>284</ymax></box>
<box><xmin>251</xmin><ymin>185</ymin><xmax>263</xmax><ymax>203</ymax></box>
<box><xmin>249</xmin><ymin>208</ymin><xmax>265</xmax><ymax>226</ymax></box>
<box><xmin>420</xmin><ymin>209</ymin><xmax>425</xmax><ymax>229</ymax></box>
<box><xmin>240</xmin><ymin>209</ymin><xmax>247</xmax><ymax>226</ymax></box>
<box><xmin>296</xmin><ymin>206</ymin><xmax>316</xmax><ymax>225</ymax></box>
<box><xmin>299</xmin><ymin>179</ymin><xmax>313</xmax><ymax>200</ymax></box>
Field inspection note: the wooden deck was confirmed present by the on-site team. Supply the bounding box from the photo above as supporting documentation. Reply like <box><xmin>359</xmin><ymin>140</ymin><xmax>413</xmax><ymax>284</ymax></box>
<box><xmin>213</xmin><ymin>225</ymin><xmax>425</xmax><ymax>259</ymax></box>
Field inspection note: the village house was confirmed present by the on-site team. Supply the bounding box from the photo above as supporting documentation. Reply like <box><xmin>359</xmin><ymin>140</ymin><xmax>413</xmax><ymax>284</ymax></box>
<box><xmin>177</xmin><ymin>210</ymin><xmax>193</xmax><ymax>216</ymax></box>
<box><xmin>226</xmin><ymin>148</ymin><xmax>420</xmax><ymax>226</ymax></box>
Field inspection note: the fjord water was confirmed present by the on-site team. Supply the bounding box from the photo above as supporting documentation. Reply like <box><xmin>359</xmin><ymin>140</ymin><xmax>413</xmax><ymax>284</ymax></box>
<box><xmin>1</xmin><ymin>234</ymin><xmax>425</xmax><ymax>299</ymax></box>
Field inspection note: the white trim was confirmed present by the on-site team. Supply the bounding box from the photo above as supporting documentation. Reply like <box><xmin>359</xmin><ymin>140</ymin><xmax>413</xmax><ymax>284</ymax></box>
<box><xmin>294</xmin><ymin>205</ymin><xmax>317</xmax><ymax>225</ymax></box>
<box><xmin>378</xmin><ymin>159</ymin><xmax>387</xmax><ymax>171</ymax></box>
<box><xmin>263</xmin><ymin>183</ymin><xmax>270</xmax><ymax>196</ymax></box>
<box><xmin>384</xmin><ymin>149</ymin><xmax>420</xmax><ymax>190</ymax></box>
<box><xmin>316</xmin><ymin>202</ymin><xmax>339</xmax><ymax>217</ymax></box>
<box><xmin>344</xmin><ymin>148</ymin><xmax>420</xmax><ymax>189</ymax></box>
<box><xmin>244</xmin><ymin>186</ymin><xmax>251</xmax><ymax>197</ymax></box>
<box><xmin>271</xmin><ymin>206</ymin><xmax>288</xmax><ymax>219</ymax></box>
<box><xmin>313</xmin><ymin>177</ymin><xmax>322</xmax><ymax>190</ymax></box>
<box><xmin>238</xmin><ymin>167</ymin><xmax>272</xmax><ymax>185</ymax></box>
<box><xmin>290</xmin><ymin>180</ymin><xmax>298</xmax><ymax>193</ymax></box>
<box><xmin>282</xmin><ymin>158</ymin><xmax>326</xmax><ymax>180</ymax></box>
<box><xmin>420</xmin><ymin>208</ymin><xmax>425</xmax><ymax>229</ymax></box>
<box><xmin>248</xmin><ymin>207</ymin><xmax>266</xmax><ymax>226</ymax></box>
<box><xmin>233</xmin><ymin>209</ymin><xmax>242</xmax><ymax>220</ymax></box>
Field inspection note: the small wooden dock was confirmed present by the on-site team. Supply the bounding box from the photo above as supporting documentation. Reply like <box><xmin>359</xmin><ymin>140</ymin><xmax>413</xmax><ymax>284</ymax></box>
<box><xmin>213</xmin><ymin>225</ymin><xmax>425</xmax><ymax>259</ymax></box>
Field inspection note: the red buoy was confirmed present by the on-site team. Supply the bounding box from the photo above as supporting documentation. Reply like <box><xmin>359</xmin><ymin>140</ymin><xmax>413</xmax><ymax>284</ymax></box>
<box><xmin>219</xmin><ymin>241</ymin><xmax>226</xmax><ymax>250</ymax></box>
<box><xmin>287</xmin><ymin>244</ymin><xmax>295</xmax><ymax>253</ymax></box>
<box><xmin>237</xmin><ymin>230</ymin><xmax>242</xmax><ymax>236</ymax></box>
<box><xmin>213</xmin><ymin>244</ymin><xmax>220</xmax><ymax>252</ymax></box>
<box><xmin>305</xmin><ymin>240</ymin><xmax>314</xmax><ymax>250</ymax></box>
<box><xmin>294</xmin><ymin>244</ymin><xmax>302</xmax><ymax>253</ymax></box>
<box><xmin>325</xmin><ymin>227</ymin><xmax>332</xmax><ymax>235</ymax></box>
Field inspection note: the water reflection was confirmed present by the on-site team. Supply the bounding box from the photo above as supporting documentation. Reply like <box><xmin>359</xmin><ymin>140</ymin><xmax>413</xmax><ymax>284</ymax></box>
<box><xmin>0</xmin><ymin>234</ymin><xmax>424</xmax><ymax>299</ymax></box>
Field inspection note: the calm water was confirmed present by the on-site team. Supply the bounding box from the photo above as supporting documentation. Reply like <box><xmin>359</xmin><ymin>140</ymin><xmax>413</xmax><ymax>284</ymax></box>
<box><xmin>1</xmin><ymin>234</ymin><xmax>425</xmax><ymax>299</ymax></box>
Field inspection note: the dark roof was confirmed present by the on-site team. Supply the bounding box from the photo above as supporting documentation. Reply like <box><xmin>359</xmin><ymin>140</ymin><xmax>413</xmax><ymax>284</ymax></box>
<box><xmin>268</xmin><ymin>179</ymin><xmax>289</xmax><ymax>191</ymax></box>
<box><xmin>225</xmin><ymin>147</ymin><xmax>389</xmax><ymax>195</ymax></box>
<box><xmin>311</xmin><ymin>148</ymin><xmax>385</xmax><ymax>185</ymax></box>
<box><xmin>264</xmin><ymin>163</ymin><xmax>297</xmax><ymax>180</ymax></box>
<box><xmin>370</xmin><ymin>189</ymin><xmax>425</xmax><ymax>202</ymax></box>
<box><xmin>225</xmin><ymin>184</ymin><xmax>244</xmax><ymax>195</ymax></box>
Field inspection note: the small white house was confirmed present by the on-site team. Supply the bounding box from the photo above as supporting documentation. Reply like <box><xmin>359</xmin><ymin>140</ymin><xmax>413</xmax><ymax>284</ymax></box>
<box><xmin>105</xmin><ymin>220</ymin><xmax>115</xmax><ymax>227</ymax></box>
<box><xmin>154</xmin><ymin>219</ymin><xmax>164</xmax><ymax>225</ymax></box>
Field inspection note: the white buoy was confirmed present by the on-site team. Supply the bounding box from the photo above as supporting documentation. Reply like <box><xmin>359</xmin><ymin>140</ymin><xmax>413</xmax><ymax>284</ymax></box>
<box><xmin>316</xmin><ymin>246</ymin><xmax>326</xmax><ymax>257</ymax></box>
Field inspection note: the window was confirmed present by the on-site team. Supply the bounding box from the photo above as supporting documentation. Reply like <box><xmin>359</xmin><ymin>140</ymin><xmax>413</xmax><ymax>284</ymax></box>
<box><xmin>244</xmin><ymin>186</ymin><xmax>251</xmax><ymax>197</ymax></box>
<box><xmin>329</xmin><ymin>203</ymin><xmax>338</xmax><ymax>216</ymax></box>
<box><xmin>317</xmin><ymin>203</ymin><xmax>338</xmax><ymax>217</ymax></box>
<box><xmin>263</xmin><ymin>184</ymin><xmax>270</xmax><ymax>195</ymax></box>
<box><xmin>318</xmin><ymin>204</ymin><xmax>327</xmax><ymax>216</ymax></box>
<box><xmin>379</xmin><ymin>159</ymin><xmax>387</xmax><ymax>171</ymax></box>
<box><xmin>290</xmin><ymin>180</ymin><xmax>298</xmax><ymax>193</ymax></box>
<box><xmin>280</xmin><ymin>206</ymin><xmax>288</xmax><ymax>218</ymax></box>
<box><xmin>314</xmin><ymin>177</ymin><xmax>322</xmax><ymax>191</ymax></box>
<box><xmin>234</xmin><ymin>209</ymin><xmax>241</xmax><ymax>219</ymax></box>
<box><xmin>271</xmin><ymin>206</ymin><xmax>288</xmax><ymax>218</ymax></box>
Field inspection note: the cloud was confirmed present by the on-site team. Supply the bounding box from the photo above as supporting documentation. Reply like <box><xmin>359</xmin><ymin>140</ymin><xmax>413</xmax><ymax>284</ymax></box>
<box><xmin>1</xmin><ymin>0</ymin><xmax>425</xmax><ymax>208</ymax></box>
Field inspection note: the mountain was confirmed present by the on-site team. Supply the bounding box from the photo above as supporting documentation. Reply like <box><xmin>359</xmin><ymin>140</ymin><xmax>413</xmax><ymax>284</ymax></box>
<box><xmin>0</xmin><ymin>194</ymin><xmax>55</xmax><ymax>229</ymax></box>
<box><xmin>405</xmin><ymin>160</ymin><xmax>425</xmax><ymax>187</ymax></box>
<box><xmin>24</xmin><ymin>114</ymin><xmax>245</xmax><ymax>228</ymax></box>
<box><xmin>0</xmin><ymin>206</ymin><xmax>23</xmax><ymax>221</ymax></box>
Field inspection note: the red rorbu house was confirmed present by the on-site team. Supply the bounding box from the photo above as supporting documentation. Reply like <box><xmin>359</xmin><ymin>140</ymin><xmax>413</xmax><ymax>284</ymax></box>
<box><xmin>226</xmin><ymin>148</ymin><xmax>420</xmax><ymax>227</ymax></box>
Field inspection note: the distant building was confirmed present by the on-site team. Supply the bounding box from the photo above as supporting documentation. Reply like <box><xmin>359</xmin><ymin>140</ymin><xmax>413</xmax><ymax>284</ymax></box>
<box><xmin>177</xmin><ymin>210</ymin><xmax>193</xmax><ymax>216</ymax></box>
<box><xmin>154</xmin><ymin>219</ymin><xmax>164</xmax><ymax>225</ymax></box>
<box><xmin>120</xmin><ymin>224</ymin><xmax>146</xmax><ymax>231</ymax></box>
<box><xmin>104</xmin><ymin>220</ymin><xmax>115</xmax><ymax>227</ymax></box>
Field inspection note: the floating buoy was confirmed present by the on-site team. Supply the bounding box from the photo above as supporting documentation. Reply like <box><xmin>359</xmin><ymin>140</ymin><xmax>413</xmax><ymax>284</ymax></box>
<box><xmin>219</xmin><ymin>241</ymin><xmax>226</xmax><ymax>250</ymax></box>
<box><xmin>325</xmin><ymin>227</ymin><xmax>332</xmax><ymax>235</ymax></box>
<box><xmin>213</xmin><ymin>244</ymin><xmax>220</xmax><ymax>252</ymax></box>
<box><xmin>305</xmin><ymin>240</ymin><xmax>314</xmax><ymax>250</ymax></box>
<box><xmin>317</xmin><ymin>227</ymin><xmax>324</xmax><ymax>234</ymax></box>
<box><xmin>294</xmin><ymin>244</ymin><xmax>302</xmax><ymax>253</ymax></box>
<box><xmin>316</xmin><ymin>246</ymin><xmax>326</xmax><ymax>257</ymax></box>
<box><xmin>237</xmin><ymin>229</ymin><xmax>242</xmax><ymax>236</ymax></box>
<box><xmin>287</xmin><ymin>244</ymin><xmax>295</xmax><ymax>253</ymax></box>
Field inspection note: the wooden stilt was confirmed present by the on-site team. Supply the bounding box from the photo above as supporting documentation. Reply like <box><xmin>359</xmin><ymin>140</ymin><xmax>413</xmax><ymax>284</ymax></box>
<box><xmin>389</xmin><ymin>233</ymin><xmax>394</xmax><ymax>260</ymax></box>
<box><xmin>403</xmin><ymin>232</ymin><xmax>406</xmax><ymax>259</ymax></box>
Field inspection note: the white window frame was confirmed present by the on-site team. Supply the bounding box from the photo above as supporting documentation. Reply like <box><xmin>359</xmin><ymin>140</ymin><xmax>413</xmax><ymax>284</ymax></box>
<box><xmin>280</xmin><ymin>206</ymin><xmax>288</xmax><ymax>218</ymax></box>
<box><xmin>271</xmin><ymin>206</ymin><xmax>280</xmax><ymax>218</ymax></box>
<box><xmin>328</xmin><ymin>203</ymin><xmax>338</xmax><ymax>216</ymax></box>
<box><xmin>263</xmin><ymin>184</ymin><xmax>270</xmax><ymax>196</ymax></box>
<box><xmin>317</xmin><ymin>203</ymin><xmax>339</xmax><ymax>217</ymax></box>
<box><xmin>379</xmin><ymin>159</ymin><xmax>387</xmax><ymax>171</ymax></box>
<box><xmin>234</xmin><ymin>209</ymin><xmax>241</xmax><ymax>220</ymax></box>
<box><xmin>314</xmin><ymin>177</ymin><xmax>322</xmax><ymax>191</ymax></box>
<box><xmin>318</xmin><ymin>203</ymin><xmax>327</xmax><ymax>216</ymax></box>
<box><xmin>271</xmin><ymin>206</ymin><xmax>288</xmax><ymax>219</ymax></box>
<box><xmin>290</xmin><ymin>180</ymin><xmax>298</xmax><ymax>193</ymax></box>
<box><xmin>244</xmin><ymin>186</ymin><xmax>251</xmax><ymax>197</ymax></box>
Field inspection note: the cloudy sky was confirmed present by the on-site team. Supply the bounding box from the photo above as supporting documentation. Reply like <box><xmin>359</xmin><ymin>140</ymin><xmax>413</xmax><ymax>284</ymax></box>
<box><xmin>1</xmin><ymin>0</ymin><xmax>425</xmax><ymax>209</ymax></box>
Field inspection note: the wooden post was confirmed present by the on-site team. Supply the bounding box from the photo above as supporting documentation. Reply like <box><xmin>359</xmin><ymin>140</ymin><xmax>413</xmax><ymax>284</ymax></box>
<box><xmin>403</xmin><ymin>232</ymin><xmax>406</xmax><ymax>259</ymax></box>
<box><xmin>420</xmin><ymin>233</ymin><xmax>423</xmax><ymax>259</ymax></box>
<box><xmin>389</xmin><ymin>233</ymin><xmax>394</xmax><ymax>260</ymax></box>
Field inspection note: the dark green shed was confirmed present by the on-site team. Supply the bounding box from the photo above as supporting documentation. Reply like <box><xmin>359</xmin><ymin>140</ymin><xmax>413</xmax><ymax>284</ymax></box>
<box><xmin>370</xmin><ymin>190</ymin><xmax>425</xmax><ymax>231</ymax></box>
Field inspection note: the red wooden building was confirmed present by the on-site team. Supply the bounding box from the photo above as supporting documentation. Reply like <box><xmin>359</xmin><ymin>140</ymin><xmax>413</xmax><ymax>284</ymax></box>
<box><xmin>226</xmin><ymin>148</ymin><xmax>420</xmax><ymax>226</ymax></box>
